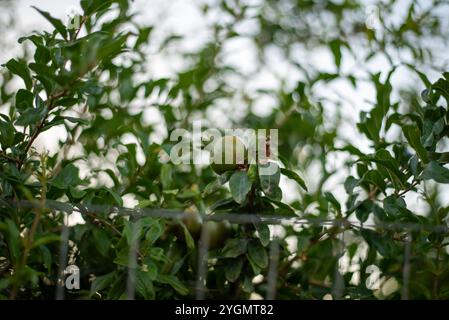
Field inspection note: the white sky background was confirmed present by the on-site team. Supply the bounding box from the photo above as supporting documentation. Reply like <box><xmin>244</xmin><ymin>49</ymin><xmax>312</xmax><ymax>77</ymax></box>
<box><xmin>1</xmin><ymin>0</ymin><xmax>448</xmax><ymax>212</ymax></box>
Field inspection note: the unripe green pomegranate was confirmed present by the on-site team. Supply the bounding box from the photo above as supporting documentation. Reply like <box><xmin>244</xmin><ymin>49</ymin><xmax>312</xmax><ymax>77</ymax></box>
<box><xmin>202</xmin><ymin>220</ymin><xmax>231</xmax><ymax>249</ymax></box>
<box><xmin>210</xmin><ymin>136</ymin><xmax>247</xmax><ymax>175</ymax></box>
<box><xmin>182</xmin><ymin>206</ymin><xmax>202</xmax><ymax>239</ymax></box>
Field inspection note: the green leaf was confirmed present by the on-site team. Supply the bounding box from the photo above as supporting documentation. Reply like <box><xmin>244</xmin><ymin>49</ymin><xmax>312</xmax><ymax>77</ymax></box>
<box><xmin>32</xmin><ymin>6</ymin><xmax>67</xmax><ymax>39</ymax></box>
<box><xmin>259</xmin><ymin>162</ymin><xmax>281</xmax><ymax>198</ymax></box>
<box><xmin>62</xmin><ymin>116</ymin><xmax>89</xmax><ymax>125</ymax></box>
<box><xmin>360</xmin><ymin>149</ymin><xmax>406</xmax><ymax>189</ymax></box>
<box><xmin>265</xmin><ymin>185</ymin><xmax>283</xmax><ymax>202</ymax></box>
<box><xmin>202</xmin><ymin>173</ymin><xmax>232</xmax><ymax>197</ymax></box>
<box><xmin>56</xmin><ymin>98</ymin><xmax>80</xmax><ymax>107</ymax></box>
<box><xmin>229</xmin><ymin>171</ymin><xmax>252</xmax><ymax>204</ymax></box>
<box><xmin>124</xmin><ymin>220</ymin><xmax>141</xmax><ymax>246</ymax></box>
<box><xmin>143</xmin><ymin>261</ymin><xmax>158</xmax><ymax>281</ymax></box>
<box><xmin>202</xmin><ymin>179</ymin><xmax>222</xmax><ymax>196</ymax></box>
<box><xmin>160</xmin><ymin>164</ymin><xmax>173</xmax><ymax>189</ymax></box>
<box><xmin>344</xmin><ymin>176</ymin><xmax>358</xmax><ymax>194</ymax></box>
<box><xmin>422</xmin><ymin>161</ymin><xmax>449</xmax><ymax>183</ymax></box>
<box><xmin>280</xmin><ymin>168</ymin><xmax>307</xmax><ymax>191</ymax></box>
<box><xmin>357</xmin><ymin>71</ymin><xmax>394</xmax><ymax>144</ymax></box>
<box><xmin>247</xmin><ymin>254</ymin><xmax>261</xmax><ymax>275</ymax></box>
<box><xmin>156</xmin><ymin>274</ymin><xmax>189</xmax><ymax>296</ymax></box>
<box><xmin>242</xmin><ymin>276</ymin><xmax>254</xmax><ymax>293</ymax></box>
<box><xmin>264</xmin><ymin>197</ymin><xmax>296</xmax><ymax>216</ymax></box>
<box><xmin>18</xmin><ymin>34</ymin><xmax>44</xmax><ymax>46</ymax></box>
<box><xmin>134</xmin><ymin>26</ymin><xmax>153</xmax><ymax>49</ymax></box>
<box><xmin>361</xmin><ymin>229</ymin><xmax>391</xmax><ymax>257</ymax></box>
<box><xmin>247</xmin><ymin>240</ymin><xmax>268</xmax><ymax>269</ymax></box>
<box><xmin>221</xmin><ymin>238</ymin><xmax>248</xmax><ymax>258</ymax></box>
<box><xmin>383</xmin><ymin>195</ymin><xmax>406</xmax><ymax>217</ymax></box>
<box><xmin>433</xmin><ymin>76</ymin><xmax>449</xmax><ymax>103</ymax></box>
<box><xmin>148</xmin><ymin>247</ymin><xmax>170</xmax><ymax>263</ymax></box>
<box><xmin>355</xmin><ymin>200</ymin><xmax>372</xmax><ymax>223</ymax></box>
<box><xmin>0</xmin><ymin>119</ymin><xmax>16</xmax><ymax>148</ymax></box>
<box><xmin>96</xmin><ymin>34</ymin><xmax>128</xmax><ymax>62</ymax></box>
<box><xmin>52</xmin><ymin>164</ymin><xmax>81</xmax><ymax>189</ymax></box>
<box><xmin>113</xmin><ymin>247</ymin><xmax>130</xmax><ymax>267</ymax></box>
<box><xmin>255</xmin><ymin>223</ymin><xmax>270</xmax><ymax>247</ymax></box>
<box><xmin>92</xmin><ymin>229</ymin><xmax>111</xmax><ymax>255</ymax></box>
<box><xmin>81</xmin><ymin>0</ymin><xmax>114</xmax><ymax>15</ymax></box>
<box><xmin>405</xmin><ymin>64</ymin><xmax>432</xmax><ymax>88</ymax></box>
<box><xmin>360</xmin><ymin>170</ymin><xmax>387</xmax><ymax>193</ymax></box>
<box><xmin>135</xmin><ymin>270</ymin><xmax>155</xmax><ymax>299</ymax></box>
<box><xmin>145</xmin><ymin>221</ymin><xmax>164</xmax><ymax>245</ymax></box>
<box><xmin>224</xmin><ymin>258</ymin><xmax>244</xmax><ymax>283</ymax></box>
<box><xmin>4</xmin><ymin>59</ymin><xmax>33</xmax><ymax>90</ymax></box>
<box><xmin>329</xmin><ymin>39</ymin><xmax>343</xmax><ymax>68</ymax></box>
<box><xmin>15</xmin><ymin>105</ymin><xmax>47</xmax><ymax>126</ymax></box>
<box><xmin>1</xmin><ymin>220</ymin><xmax>20</xmax><ymax>263</ymax></box>
<box><xmin>40</xmin><ymin>245</ymin><xmax>53</xmax><ymax>271</ymax></box>
<box><xmin>31</xmin><ymin>234</ymin><xmax>60</xmax><ymax>249</ymax></box>
<box><xmin>69</xmin><ymin>186</ymin><xmax>87</xmax><ymax>199</ymax></box>
<box><xmin>102</xmin><ymin>187</ymin><xmax>123</xmax><ymax>206</ymax></box>
<box><xmin>403</xmin><ymin>125</ymin><xmax>429</xmax><ymax>163</ymax></box>
<box><xmin>90</xmin><ymin>272</ymin><xmax>115</xmax><ymax>297</ymax></box>
<box><xmin>179</xmin><ymin>222</ymin><xmax>195</xmax><ymax>249</ymax></box>
<box><xmin>210</xmin><ymin>197</ymin><xmax>237</xmax><ymax>212</ymax></box>
<box><xmin>324</xmin><ymin>192</ymin><xmax>341</xmax><ymax>213</ymax></box>
<box><xmin>15</xmin><ymin>89</ymin><xmax>34</xmax><ymax>111</ymax></box>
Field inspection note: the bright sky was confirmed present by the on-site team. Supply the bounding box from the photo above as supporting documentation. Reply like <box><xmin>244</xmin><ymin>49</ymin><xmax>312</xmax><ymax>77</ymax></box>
<box><xmin>2</xmin><ymin>0</ymin><xmax>448</xmax><ymax>212</ymax></box>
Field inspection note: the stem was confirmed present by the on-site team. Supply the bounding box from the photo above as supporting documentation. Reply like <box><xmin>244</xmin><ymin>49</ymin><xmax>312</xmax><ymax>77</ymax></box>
<box><xmin>397</xmin><ymin>180</ymin><xmax>420</xmax><ymax>197</ymax></box>
<box><xmin>0</xmin><ymin>152</ymin><xmax>21</xmax><ymax>164</ymax></box>
<box><xmin>10</xmin><ymin>18</ymin><xmax>89</xmax><ymax>298</ymax></box>
<box><xmin>85</xmin><ymin>212</ymin><xmax>122</xmax><ymax>237</ymax></box>
<box><xmin>9</xmin><ymin>210</ymin><xmax>42</xmax><ymax>300</ymax></box>
<box><xmin>17</xmin><ymin>15</ymin><xmax>89</xmax><ymax>170</ymax></box>
<box><xmin>18</xmin><ymin>113</ymin><xmax>50</xmax><ymax>170</ymax></box>
<box><xmin>10</xmin><ymin>155</ymin><xmax>48</xmax><ymax>299</ymax></box>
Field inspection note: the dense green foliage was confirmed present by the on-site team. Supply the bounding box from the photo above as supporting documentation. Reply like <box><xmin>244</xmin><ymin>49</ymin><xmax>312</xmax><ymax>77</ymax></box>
<box><xmin>1</xmin><ymin>0</ymin><xmax>449</xmax><ymax>299</ymax></box>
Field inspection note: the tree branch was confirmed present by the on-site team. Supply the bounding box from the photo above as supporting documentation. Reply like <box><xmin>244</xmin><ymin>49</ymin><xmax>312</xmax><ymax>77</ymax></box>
<box><xmin>0</xmin><ymin>152</ymin><xmax>21</xmax><ymax>164</ymax></box>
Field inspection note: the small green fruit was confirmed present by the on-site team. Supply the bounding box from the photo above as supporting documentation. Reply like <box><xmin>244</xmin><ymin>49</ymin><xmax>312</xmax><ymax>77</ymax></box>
<box><xmin>210</xmin><ymin>136</ymin><xmax>247</xmax><ymax>175</ymax></box>
<box><xmin>182</xmin><ymin>206</ymin><xmax>203</xmax><ymax>239</ymax></box>
<box><xmin>202</xmin><ymin>220</ymin><xmax>231</xmax><ymax>249</ymax></box>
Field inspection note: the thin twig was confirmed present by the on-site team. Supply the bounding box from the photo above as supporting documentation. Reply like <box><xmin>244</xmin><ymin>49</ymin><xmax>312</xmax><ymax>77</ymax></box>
<box><xmin>0</xmin><ymin>152</ymin><xmax>21</xmax><ymax>164</ymax></box>
<box><xmin>397</xmin><ymin>180</ymin><xmax>420</xmax><ymax>197</ymax></box>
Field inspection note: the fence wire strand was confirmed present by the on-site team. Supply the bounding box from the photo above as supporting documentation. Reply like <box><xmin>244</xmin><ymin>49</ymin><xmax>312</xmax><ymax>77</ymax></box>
<box><xmin>332</xmin><ymin>231</ymin><xmax>346</xmax><ymax>300</ymax></box>
<box><xmin>266</xmin><ymin>239</ymin><xmax>280</xmax><ymax>300</ymax></box>
<box><xmin>196</xmin><ymin>224</ymin><xmax>210</xmax><ymax>300</ymax></box>
<box><xmin>401</xmin><ymin>232</ymin><xmax>412</xmax><ymax>300</ymax></box>
<box><xmin>2</xmin><ymin>199</ymin><xmax>447</xmax><ymax>300</ymax></box>
<box><xmin>5</xmin><ymin>199</ymin><xmax>449</xmax><ymax>232</ymax></box>
<box><xmin>55</xmin><ymin>225</ymin><xmax>70</xmax><ymax>300</ymax></box>
<box><xmin>126</xmin><ymin>221</ymin><xmax>140</xmax><ymax>300</ymax></box>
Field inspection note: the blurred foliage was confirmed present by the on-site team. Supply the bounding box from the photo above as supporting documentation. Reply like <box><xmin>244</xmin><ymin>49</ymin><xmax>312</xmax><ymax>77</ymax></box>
<box><xmin>0</xmin><ymin>0</ymin><xmax>449</xmax><ymax>300</ymax></box>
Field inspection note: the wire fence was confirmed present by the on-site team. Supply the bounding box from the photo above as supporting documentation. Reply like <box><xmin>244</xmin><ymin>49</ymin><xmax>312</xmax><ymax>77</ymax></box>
<box><xmin>4</xmin><ymin>199</ymin><xmax>449</xmax><ymax>300</ymax></box>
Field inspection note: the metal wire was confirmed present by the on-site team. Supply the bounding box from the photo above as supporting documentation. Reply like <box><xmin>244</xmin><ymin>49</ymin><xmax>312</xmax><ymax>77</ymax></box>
<box><xmin>195</xmin><ymin>224</ymin><xmax>210</xmax><ymax>300</ymax></box>
<box><xmin>401</xmin><ymin>232</ymin><xmax>412</xmax><ymax>300</ymax></box>
<box><xmin>5</xmin><ymin>199</ymin><xmax>449</xmax><ymax>233</ymax></box>
<box><xmin>126</xmin><ymin>220</ymin><xmax>140</xmax><ymax>300</ymax></box>
<box><xmin>332</xmin><ymin>231</ymin><xmax>346</xmax><ymax>300</ymax></box>
<box><xmin>2</xmin><ymin>199</ymin><xmax>447</xmax><ymax>300</ymax></box>
<box><xmin>266</xmin><ymin>238</ymin><xmax>280</xmax><ymax>299</ymax></box>
<box><xmin>55</xmin><ymin>225</ymin><xmax>70</xmax><ymax>300</ymax></box>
